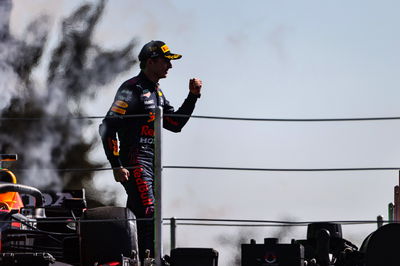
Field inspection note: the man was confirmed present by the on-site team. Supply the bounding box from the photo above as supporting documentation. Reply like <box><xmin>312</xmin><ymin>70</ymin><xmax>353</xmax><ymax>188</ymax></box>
<box><xmin>99</xmin><ymin>40</ymin><xmax>202</xmax><ymax>261</ymax></box>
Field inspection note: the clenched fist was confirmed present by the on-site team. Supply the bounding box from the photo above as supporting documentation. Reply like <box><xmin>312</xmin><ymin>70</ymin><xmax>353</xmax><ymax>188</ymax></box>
<box><xmin>189</xmin><ymin>78</ymin><xmax>202</xmax><ymax>96</ymax></box>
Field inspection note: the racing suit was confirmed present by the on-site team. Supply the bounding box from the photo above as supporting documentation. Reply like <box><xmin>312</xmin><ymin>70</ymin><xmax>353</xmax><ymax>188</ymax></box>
<box><xmin>99</xmin><ymin>71</ymin><xmax>199</xmax><ymax>260</ymax></box>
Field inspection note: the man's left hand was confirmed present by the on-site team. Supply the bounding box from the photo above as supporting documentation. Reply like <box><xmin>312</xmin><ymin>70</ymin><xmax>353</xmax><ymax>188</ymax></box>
<box><xmin>189</xmin><ymin>78</ymin><xmax>202</xmax><ymax>96</ymax></box>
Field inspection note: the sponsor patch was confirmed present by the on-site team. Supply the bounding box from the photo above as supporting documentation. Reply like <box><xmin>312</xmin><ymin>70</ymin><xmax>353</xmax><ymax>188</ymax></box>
<box><xmin>142</xmin><ymin>92</ymin><xmax>151</xmax><ymax>98</ymax></box>
<box><xmin>161</xmin><ymin>44</ymin><xmax>170</xmax><ymax>53</ymax></box>
<box><xmin>112</xmin><ymin>139</ymin><xmax>119</xmax><ymax>156</ymax></box>
<box><xmin>140</xmin><ymin>137</ymin><xmax>154</xmax><ymax>144</ymax></box>
<box><xmin>165</xmin><ymin>54</ymin><xmax>181</xmax><ymax>60</ymax></box>
<box><xmin>157</xmin><ymin>91</ymin><xmax>163</xmax><ymax>97</ymax></box>
<box><xmin>133</xmin><ymin>167</ymin><xmax>153</xmax><ymax>206</ymax></box>
<box><xmin>141</xmin><ymin>125</ymin><xmax>155</xmax><ymax>136</ymax></box>
<box><xmin>111</xmin><ymin>106</ymin><xmax>126</xmax><ymax>115</ymax></box>
<box><xmin>118</xmin><ymin>89</ymin><xmax>133</xmax><ymax>101</ymax></box>
<box><xmin>115</xmin><ymin>100</ymin><xmax>128</xmax><ymax>108</ymax></box>
<box><xmin>148</xmin><ymin>112</ymin><xmax>155</xmax><ymax>122</ymax></box>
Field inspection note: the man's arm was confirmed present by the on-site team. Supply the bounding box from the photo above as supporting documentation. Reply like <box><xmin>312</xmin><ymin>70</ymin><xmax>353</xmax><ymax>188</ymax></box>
<box><xmin>99</xmin><ymin>117</ymin><xmax>130</xmax><ymax>182</ymax></box>
<box><xmin>99</xmin><ymin>83</ymin><xmax>140</xmax><ymax>182</ymax></box>
<box><xmin>163</xmin><ymin>78</ymin><xmax>202</xmax><ymax>132</ymax></box>
<box><xmin>99</xmin><ymin>118</ymin><xmax>122</xmax><ymax>168</ymax></box>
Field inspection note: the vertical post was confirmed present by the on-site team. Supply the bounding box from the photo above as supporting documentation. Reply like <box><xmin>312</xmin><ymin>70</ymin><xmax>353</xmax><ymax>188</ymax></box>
<box><xmin>395</xmin><ymin>187</ymin><xmax>400</xmax><ymax>222</ymax></box>
<box><xmin>170</xmin><ymin>217</ymin><xmax>177</xmax><ymax>250</ymax></box>
<box><xmin>376</xmin><ymin>215</ymin><xmax>383</xmax><ymax>228</ymax></box>
<box><xmin>395</xmin><ymin>171</ymin><xmax>400</xmax><ymax>222</ymax></box>
<box><xmin>389</xmin><ymin>203</ymin><xmax>394</xmax><ymax>223</ymax></box>
<box><xmin>154</xmin><ymin>106</ymin><xmax>163</xmax><ymax>265</ymax></box>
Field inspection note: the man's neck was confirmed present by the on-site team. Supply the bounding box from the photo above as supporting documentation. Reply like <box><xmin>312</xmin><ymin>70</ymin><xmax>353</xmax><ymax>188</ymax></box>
<box><xmin>142</xmin><ymin>70</ymin><xmax>159</xmax><ymax>84</ymax></box>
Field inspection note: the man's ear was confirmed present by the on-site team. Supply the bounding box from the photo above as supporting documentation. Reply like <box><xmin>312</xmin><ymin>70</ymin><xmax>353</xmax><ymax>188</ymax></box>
<box><xmin>147</xmin><ymin>58</ymin><xmax>154</xmax><ymax>66</ymax></box>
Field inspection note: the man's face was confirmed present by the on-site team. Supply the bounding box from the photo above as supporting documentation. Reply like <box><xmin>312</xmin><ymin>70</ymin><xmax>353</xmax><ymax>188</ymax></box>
<box><xmin>147</xmin><ymin>57</ymin><xmax>172</xmax><ymax>79</ymax></box>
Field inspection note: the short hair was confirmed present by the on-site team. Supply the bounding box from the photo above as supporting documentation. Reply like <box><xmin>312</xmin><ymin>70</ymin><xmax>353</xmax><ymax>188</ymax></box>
<box><xmin>140</xmin><ymin>60</ymin><xmax>146</xmax><ymax>70</ymax></box>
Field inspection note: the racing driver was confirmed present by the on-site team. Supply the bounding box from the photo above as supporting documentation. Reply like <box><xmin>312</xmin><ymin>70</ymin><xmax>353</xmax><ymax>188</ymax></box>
<box><xmin>99</xmin><ymin>40</ymin><xmax>202</xmax><ymax>261</ymax></box>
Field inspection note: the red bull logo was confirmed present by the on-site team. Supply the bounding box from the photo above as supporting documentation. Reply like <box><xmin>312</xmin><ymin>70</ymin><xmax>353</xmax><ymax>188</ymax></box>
<box><xmin>133</xmin><ymin>167</ymin><xmax>153</xmax><ymax>206</ymax></box>
<box><xmin>161</xmin><ymin>44</ymin><xmax>170</xmax><ymax>53</ymax></box>
<box><xmin>140</xmin><ymin>125</ymin><xmax>155</xmax><ymax>136</ymax></box>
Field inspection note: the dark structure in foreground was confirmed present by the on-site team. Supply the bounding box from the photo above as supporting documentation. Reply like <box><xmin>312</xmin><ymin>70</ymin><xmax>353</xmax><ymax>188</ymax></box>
<box><xmin>241</xmin><ymin>222</ymin><xmax>400</xmax><ymax>266</ymax></box>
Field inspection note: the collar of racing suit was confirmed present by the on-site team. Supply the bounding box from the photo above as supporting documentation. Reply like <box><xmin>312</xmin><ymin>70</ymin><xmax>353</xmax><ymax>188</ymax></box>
<box><xmin>138</xmin><ymin>71</ymin><xmax>160</xmax><ymax>92</ymax></box>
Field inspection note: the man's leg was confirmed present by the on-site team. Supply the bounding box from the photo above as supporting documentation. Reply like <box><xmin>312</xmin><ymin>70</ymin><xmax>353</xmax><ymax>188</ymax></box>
<box><xmin>122</xmin><ymin>153</ymin><xmax>155</xmax><ymax>262</ymax></box>
<box><xmin>123</xmin><ymin>186</ymin><xmax>154</xmax><ymax>262</ymax></box>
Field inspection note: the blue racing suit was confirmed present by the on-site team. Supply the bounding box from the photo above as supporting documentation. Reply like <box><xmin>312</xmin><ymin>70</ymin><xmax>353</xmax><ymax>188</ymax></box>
<box><xmin>99</xmin><ymin>71</ymin><xmax>199</xmax><ymax>260</ymax></box>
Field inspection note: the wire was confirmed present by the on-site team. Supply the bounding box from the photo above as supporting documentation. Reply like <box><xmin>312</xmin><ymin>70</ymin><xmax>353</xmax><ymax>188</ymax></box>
<box><xmin>164</xmin><ymin>165</ymin><xmax>400</xmax><ymax>172</ymax></box>
<box><xmin>2</xmin><ymin>114</ymin><xmax>400</xmax><ymax>122</ymax></box>
<box><xmin>162</xmin><ymin>218</ymin><xmax>382</xmax><ymax>225</ymax></box>
<box><xmin>164</xmin><ymin>223</ymin><xmax>303</xmax><ymax>227</ymax></box>
<box><xmin>8</xmin><ymin>165</ymin><xmax>400</xmax><ymax>173</ymax></box>
<box><xmin>0</xmin><ymin>217</ymin><xmax>153</xmax><ymax>224</ymax></box>
<box><xmin>12</xmin><ymin>165</ymin><xmax>141</xmax><ymax>173</ymax></box>
<box><xmin>165</xmin><ymin>222</ymin><xmax>378</xmax><ymax>227</ymax></box>
<box><xmin>187</xmin><ymin>115</ymin><xmax>400</xmax><ymax>122</ymax></box>
<box><xmin>0</xmin><ymin>114</ymin><xmax>147</xmax><ymax>121</ymax></box>
<box><xmin>0</xmin><ymin>217</ymin><xmax>384</xmax><ymax>226</ymax></box>
<box><xmin>167</xmin><ymin>218</ymin><xmax>385</xmax><ymax>227</ymax></box>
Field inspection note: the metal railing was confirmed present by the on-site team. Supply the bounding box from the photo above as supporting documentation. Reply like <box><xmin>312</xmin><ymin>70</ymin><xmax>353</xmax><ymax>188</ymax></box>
<box><xmin>4</xmin><ymin>111</ymin><xmax>400</xmax><ymax>264</ymax></box>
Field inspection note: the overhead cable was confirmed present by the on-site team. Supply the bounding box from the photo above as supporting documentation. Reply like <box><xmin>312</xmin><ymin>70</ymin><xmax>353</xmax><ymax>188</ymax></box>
<box><xmin>0</xmin><ymin>217</ymin><xmax>383</xmax><ymax>226</ymax></box>
<box><xmin>0</xmin><ymin>114</ymin><xmax>147</xmax><ymax>121</ymax></box>
<box><xmin>11</xmin><ymin>166</ymin><xmax>141</xmax><ymax>173</ymax></box>
<box><xmin>2</xmin><ymin>114</ymin><xmax>400</xmax><ymax>122</ymax></box>
<box><xmin>163</xmin><ymin>218</ymin><xmax>383</xmax><ymax>225</ymax></box>
<box><xmin>164</xmin><ymin>165</ymin><xmax>400</xmax><ymax>172</ymax></box>
<box><xmin>8</xmin><ymin>165</ymin><xmax>400</xmax><ymax>173</ymax></box>
<box><xmin>188</xmin><ymin>115</ymin><xmax>400</xmax><ymax>122</ymax></box>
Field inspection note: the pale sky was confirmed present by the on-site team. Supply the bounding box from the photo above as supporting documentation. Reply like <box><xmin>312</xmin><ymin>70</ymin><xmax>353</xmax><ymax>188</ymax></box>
<box><xmin>10</xmin><ymin>0</ymin><xmax>400</xmax><ymax>265</ymax></box>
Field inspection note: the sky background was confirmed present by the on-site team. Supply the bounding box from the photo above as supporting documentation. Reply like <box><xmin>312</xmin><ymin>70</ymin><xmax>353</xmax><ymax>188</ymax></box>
<box><xmin>9</xmin><ymin>0</ymin><xmax>400</xmax><ymax>265</ymax></box>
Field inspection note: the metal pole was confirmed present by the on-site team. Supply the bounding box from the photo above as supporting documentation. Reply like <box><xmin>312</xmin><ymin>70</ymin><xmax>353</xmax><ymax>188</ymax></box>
<box><xmin>154</xmin><ymin>106</ymin><xmax>163</xmax><ymax>265</ymax></box>
<box><xmin>395</xmin><ymin>185</ymin><xmax>400</xmax><ymax>222</ymax></box>
<box><xmin>389</xmin><ymin>203</ymin><xmax>394</xmax><ymax>223</ymax></box>
<box><xmin>377</xmin><ymin>215</ymin><xmax>383</xmax><ymax>228</ymax></box>
<box><xmin>397</xmin><ymin>171</ymin><xmax>400</xmax><ymax>222</ymax></box>
<box><xmin>170</xmin><ymin>217</ymin><xmax>177</xmax><ymax>250</ymax></box>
